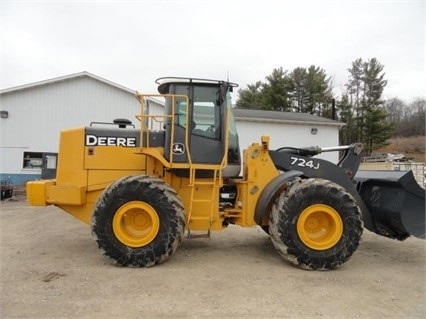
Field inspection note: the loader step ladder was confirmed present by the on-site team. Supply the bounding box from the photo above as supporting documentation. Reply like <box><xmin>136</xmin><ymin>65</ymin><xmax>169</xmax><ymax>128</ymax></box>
<box><xmin>187</xmin><ymin>165</ymin><xmax>222</xmax><ymax>239</ymax></box>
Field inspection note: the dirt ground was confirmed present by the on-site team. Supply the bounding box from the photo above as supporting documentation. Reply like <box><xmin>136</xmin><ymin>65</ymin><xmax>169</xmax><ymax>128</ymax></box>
<box><xmin>0</xmin><ymin>199</ymin><xmax>425</xmax><ymax>319</ymax></box>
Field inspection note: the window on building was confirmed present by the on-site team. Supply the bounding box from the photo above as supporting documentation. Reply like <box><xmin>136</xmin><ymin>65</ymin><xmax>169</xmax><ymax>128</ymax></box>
<box><xmin>23</xmin><ymin>152</ymin><xmax>43</xmax><ymax>169</ymax></box>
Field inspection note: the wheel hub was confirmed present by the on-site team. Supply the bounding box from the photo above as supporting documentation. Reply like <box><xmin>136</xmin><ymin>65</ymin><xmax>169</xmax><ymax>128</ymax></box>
<box><xmin>113</xmin><ymin>201</ymin><xmax>160</xmax><ymax>248</ymax></box>
<box><xmin>297</xmin><ymin>204</ymin><xmax>343</xmax><ymax>250</ymax></box>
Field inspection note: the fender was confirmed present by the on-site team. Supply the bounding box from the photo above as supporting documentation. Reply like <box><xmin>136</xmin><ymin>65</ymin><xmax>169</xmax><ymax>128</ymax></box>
<box><xmin>254</xmin><ymin>170</ymin><xmax>303</xmax><ymax>226</ymax></box>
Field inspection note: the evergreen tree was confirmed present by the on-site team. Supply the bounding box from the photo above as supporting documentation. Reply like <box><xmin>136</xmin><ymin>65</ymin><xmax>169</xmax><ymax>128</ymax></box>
<box><xmin>236</xmin><ymin>66</ymin><xmax>334</xmax><ymax>114</ymax></box>
<box><xmin>260</xmin><ymin>67</ymin><xmax>291</xmax><ymax>111</ymax></box>
<box><xmin>304</xmin><ymin>65</ymin><xmax>333</xmax><ymax>117</ymax></box>
<box><xmin>363</xmin><ymin>106</ymin><xmax>393</xmax><ymax>153</ymax></box>
<box><xmin>337</xmin><ymin>93</ymin><xmax>356</xmax><ymax>145</ymax></box>
<box><xmin>235</xmin><ymin>81</ymin><xmax>262</xmax><ymax>109</ymax></box>
<box><xmin>345</xmin><ymin>58</ymin><xmax>364</xmax><ymax>141</ymax></box>
<box><xmin>361</xmin><ymin>58</ymin><xmax>390</xmax><ymax>153</ymax></box>
<box><xmin>342</xmin><ymin>58</ymin><xmax>391</xmax><ymax>153</ymax></box>
<box><xmin>288</xmin><ymin>67</ymin><xmax>308</xmax><ymax>113</ymax></box>
<box><xmin>235</xmin><ymin>60</ymin><xmax>420</xmax><ymax>146</ymax></box>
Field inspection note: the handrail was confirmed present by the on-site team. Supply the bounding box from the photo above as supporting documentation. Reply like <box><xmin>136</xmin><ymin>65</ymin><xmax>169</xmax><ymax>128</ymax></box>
<box><xmin>135</xmin><ymin>93</ymin><xmax>192</xmax><ymax>166</ymax></box>
<box><xmin>135</xmin><ymin>92</ymin><xmax>230</xmax><ymax>175</ymax></box>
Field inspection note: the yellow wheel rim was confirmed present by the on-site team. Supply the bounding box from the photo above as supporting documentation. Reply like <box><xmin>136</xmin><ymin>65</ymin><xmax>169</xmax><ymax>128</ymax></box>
<box><xmin>297</xmin><ymin>204</ymin><xmax>343</xmax><ymax>250</ymax></box>
<box><xmin>112</xmin><ymin>201</ymin><xmax>160</xmax><ymax>248</ymax></box>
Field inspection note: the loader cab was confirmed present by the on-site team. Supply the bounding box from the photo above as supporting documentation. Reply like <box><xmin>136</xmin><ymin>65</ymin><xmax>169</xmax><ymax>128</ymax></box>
<box><xmin>156</xmin><ymin>77</ymin><xmax>241</xmax><ymax>177</ymax></box>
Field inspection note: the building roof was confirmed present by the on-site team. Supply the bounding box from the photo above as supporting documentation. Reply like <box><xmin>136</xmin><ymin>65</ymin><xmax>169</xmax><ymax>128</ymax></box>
<box><xmin>233</xmin><ymin>108</ymin><xmax>343</xmax><ymax>126</ymax></box>
<box><xmin>0</xmin><ymin>71</ymin><xmax>165</xmax><ymax>105</ymax></box>
<box><xmin>0</xmin><ymin>71</ymin><xmax>136</xmax><ymax>95</ymax></box>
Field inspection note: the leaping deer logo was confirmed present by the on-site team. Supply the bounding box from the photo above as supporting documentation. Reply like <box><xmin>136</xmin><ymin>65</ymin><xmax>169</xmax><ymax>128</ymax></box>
<box><xmin>172</xmin><ymin>143</ymin><xmax>185</xmax><ymax>155</ymax></box>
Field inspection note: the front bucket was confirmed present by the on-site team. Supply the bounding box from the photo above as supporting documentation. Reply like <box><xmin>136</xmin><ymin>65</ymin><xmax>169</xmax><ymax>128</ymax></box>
<box><xmin>354</xmin><ymin>170</ymin><xmax>425</xmax><ymax>240</ymax></box>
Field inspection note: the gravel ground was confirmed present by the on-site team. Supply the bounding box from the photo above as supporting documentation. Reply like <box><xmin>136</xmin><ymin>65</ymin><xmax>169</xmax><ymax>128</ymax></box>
<box><xmin>0</xmin><ymin>199</ymin><xmax>425</xmax><ymax>319</ymax></box>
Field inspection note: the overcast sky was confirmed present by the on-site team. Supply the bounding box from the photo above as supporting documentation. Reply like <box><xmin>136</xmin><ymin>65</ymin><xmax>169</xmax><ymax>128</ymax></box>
<box><xmin>1</xmin><ymin>0</ymin><xmax>425</xmax><ymax>103</ymax></box>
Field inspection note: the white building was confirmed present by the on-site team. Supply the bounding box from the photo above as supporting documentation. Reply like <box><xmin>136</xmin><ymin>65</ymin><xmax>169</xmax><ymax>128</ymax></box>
<box><xmin>0</xmin><ymin>72</ymin><xmax>342</xmax><ymax>185</ymax></box>
<box><xmin>0</xmin><ymin>72</ymin><xmax>163</xmax><ymax>185</ymax></box>
<box><xmin>233</xmin><ymin>108</ymin><xmax>342</xmax><ymax>161</ymax></box>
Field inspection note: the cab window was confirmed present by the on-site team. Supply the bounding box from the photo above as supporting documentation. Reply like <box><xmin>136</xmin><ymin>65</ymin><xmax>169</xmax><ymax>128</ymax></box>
<box><xmin>192</xmin><ymin>86</ymin><xmax>221</xmax><ymax>139</ymax></box>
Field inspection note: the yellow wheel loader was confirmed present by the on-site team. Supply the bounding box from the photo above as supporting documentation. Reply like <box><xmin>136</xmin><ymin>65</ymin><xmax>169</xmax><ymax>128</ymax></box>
<box><xmin>26</xmin><ymin>77</ymin><xmax>425</xmax><ymax>270</ymax></box>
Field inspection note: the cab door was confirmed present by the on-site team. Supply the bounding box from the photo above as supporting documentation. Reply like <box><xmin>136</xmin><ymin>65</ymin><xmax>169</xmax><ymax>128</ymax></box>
<box><xmin>164</xmin><ymin>83</ymin><xmax>224</xmax><ymax>165</ymax></box>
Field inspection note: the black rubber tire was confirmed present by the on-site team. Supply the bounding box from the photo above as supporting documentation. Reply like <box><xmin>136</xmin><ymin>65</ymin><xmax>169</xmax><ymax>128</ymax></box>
<box><xmin>269</xmin><ymin>178</ymin><xmax>363</xmax><ymax>270</ymax></box>
<box><xmin>91</xmin><ymin>175</ymin><xmax>185</xmax><ymax>267</ymax></box>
